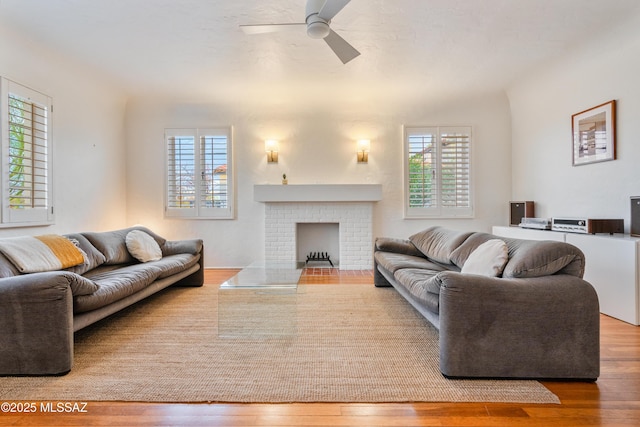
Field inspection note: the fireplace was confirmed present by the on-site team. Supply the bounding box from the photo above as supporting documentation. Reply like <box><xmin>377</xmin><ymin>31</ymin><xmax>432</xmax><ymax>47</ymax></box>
<box><xmin>297</xmin><ymin>222</ymin><xmax>339</xmax><ymax>266</ymax></box>
<box><xmin>254</xmin><ymin>184</ymin><xmax>382</xmax><ymax>270</ymax></box>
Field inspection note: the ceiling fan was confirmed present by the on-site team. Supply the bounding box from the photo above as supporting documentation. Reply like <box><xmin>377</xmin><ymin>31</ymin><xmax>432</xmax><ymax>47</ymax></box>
<box><xmin>240</xmin><ymin>0</ymin><xmax>360</xmax><ymax>64</ymax></box>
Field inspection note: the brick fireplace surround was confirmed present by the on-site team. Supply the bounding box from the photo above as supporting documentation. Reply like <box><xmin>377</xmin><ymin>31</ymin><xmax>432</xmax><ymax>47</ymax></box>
<box><xmin>254</xmin><ymin>185</ymin><xmax>382</xmax><ymax>270</ymax></box>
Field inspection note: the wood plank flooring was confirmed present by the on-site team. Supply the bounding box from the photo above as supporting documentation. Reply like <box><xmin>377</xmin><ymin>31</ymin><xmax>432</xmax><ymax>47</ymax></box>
<box><xmin>2</xmin><ymin>268</ymin><xmax>639</xmax><ymax>426</ymax></box>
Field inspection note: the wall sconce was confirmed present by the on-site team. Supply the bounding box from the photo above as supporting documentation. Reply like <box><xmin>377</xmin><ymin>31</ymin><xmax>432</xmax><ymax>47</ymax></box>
<box><xmin>357</xmin><ymin>139</ymin><xmax>370</xmax><ymax>163</ymax></box>
<box><xmin>265</xmin><ymin>140</ymin><xmax>279</xmax><ymax>163</ymax></box>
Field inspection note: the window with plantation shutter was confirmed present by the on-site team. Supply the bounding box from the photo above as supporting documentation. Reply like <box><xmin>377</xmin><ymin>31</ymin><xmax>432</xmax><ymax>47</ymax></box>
<box><xmin>404</xmin><ymin>126</ymin><xmax>472</xmax><ymax>218</ymax></box>
<box><xmin>165</xmin><ymin>127</ymin><xmax>233</xmax><ymax>219</ymax></box>
<box><xmin>166</xmin><ymin>131</ymin><xmax>196</xmax><ymax>213</ymax></box>
<box><xmin>0</xmin><ymin>78</ymin><xmax>54</xmax><ymax>226</ymax></box>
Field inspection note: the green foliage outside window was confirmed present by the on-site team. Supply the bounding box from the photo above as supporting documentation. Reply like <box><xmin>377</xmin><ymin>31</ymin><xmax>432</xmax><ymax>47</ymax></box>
<box><xmin>8</xmin><ymin>96</ymin><xmax>27</xmax><ymax>209</ymax></box>
<box><xmin>408</xmin><ymin>152</ymin><xmax>434</xmax><ymax>208</ymax></box>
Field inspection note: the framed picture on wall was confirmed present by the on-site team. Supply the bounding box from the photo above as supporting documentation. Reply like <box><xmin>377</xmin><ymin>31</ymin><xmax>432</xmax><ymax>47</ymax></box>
<box><xmin>572</xmin><ymin>100</ymin><xmax>616</xmax><ymax>166</ymax></box>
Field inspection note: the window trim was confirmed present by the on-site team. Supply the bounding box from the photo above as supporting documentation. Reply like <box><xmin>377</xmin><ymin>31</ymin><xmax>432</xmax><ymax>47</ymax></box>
<box><xmin>0</xmin><ymin>77</ymin><xmax>54</xmax><ymax>228</ymax></box>
<box><xmin>164</xmin><ymin>127</ymin><xmax>234</xmax><ymax>220</ymax></box>
<box><xmin>403</xmin><ymin>125</ymin><xmax>473</xmax><ymax>219</ymax></box>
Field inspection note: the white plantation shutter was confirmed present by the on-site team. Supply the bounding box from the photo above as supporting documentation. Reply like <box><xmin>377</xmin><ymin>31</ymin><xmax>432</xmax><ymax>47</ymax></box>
<box><xmin>166</xmin><ymin>130</ymin><xmax>196</xmax><ymax>216</ymax></box>
<box><xmin>165</xmin><ymin>128</ymin><xmax>233</xmax><ymax>219</ymax></box>
<box><xmin>407</xmin><ymin>127</ymin><xmax>438</xmax><ymax>209</ymax></box>
<box><xmin>1</xmin><ymin>78</ymin><xmax>53</xmax><ymax>225</ymax></box>
<box><xmin>440</xmin><ymin>128</ymin><xmax>471</xmax><ymax>211</ymax></box>
<box><xmin>404</xmin><ymin>126</ymin><xmax>472</xmax><ymax>218</ymax></box>
<box><xmin>198</xmin><ymin>131</ymin><xmax>231</xmax><ymax>216</ymax></box>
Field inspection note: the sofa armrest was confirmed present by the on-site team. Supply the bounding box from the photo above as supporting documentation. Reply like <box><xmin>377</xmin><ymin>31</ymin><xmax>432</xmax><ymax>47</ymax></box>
<box><xmin>374</xmin><ymin>237</ymin><xmax>425</xmax><ymax>287</ymax></box>
<box><xmin>437</xmin><ymin>271</ymin><xmax>600</xmax><ymax>380</ymax></box>
<box><xmin>162</xmin><ymin>239</ymin><xmax>204</xmax><ymax>287</ymax></box>
<box><xmin>162</xmin><ymin>238</ymin><xmax>203</xmax><ymax>257</ymax></box>
<box><xmin>0</xmin><ymin>272</ymin><xmax>75</xmax><ymax>375</ymax></box>
<box><xmin>375</xmin><ymin>237</ymin><xmax>423</xmax><ymax>257</ymax></box>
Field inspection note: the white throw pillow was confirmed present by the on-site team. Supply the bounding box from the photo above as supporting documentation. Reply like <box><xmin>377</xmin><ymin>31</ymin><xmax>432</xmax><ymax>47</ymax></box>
<box><xmin>461</xmin><ymin>239</ymin><xmax>508</xmax><ymax>277</ymax></box>
<box><xmin>125</xmin><ymin>230</ymin><xmax>162</xmax><ymax>263</ymax></box>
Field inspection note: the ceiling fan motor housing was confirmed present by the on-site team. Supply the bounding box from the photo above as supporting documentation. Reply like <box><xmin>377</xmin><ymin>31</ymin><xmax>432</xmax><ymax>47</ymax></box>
<box><xmin>306</xmin><ymin>0</ymin><xmax>331</xmax><ymax>39</ymax></box>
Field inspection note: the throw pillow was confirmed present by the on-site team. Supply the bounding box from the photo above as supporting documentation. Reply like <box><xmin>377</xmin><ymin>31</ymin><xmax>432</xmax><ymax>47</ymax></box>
<box><xmin>450</xmin><ymin>232</ymin><xmax>496</xmax><ymax>269</ymax></box>
<box><xmin>125</xmin><ymin>230</ymin><xmax>162</xmax><ymax>263</ymax></box>
<box><xmin>461</xmin><ymin>239</ymin><xmax>509</xmax><ymax>277</ymax></box>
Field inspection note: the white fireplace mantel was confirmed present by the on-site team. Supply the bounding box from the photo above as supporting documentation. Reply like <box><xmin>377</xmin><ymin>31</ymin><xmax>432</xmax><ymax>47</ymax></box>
<box><xmin>256</xmin><ymin>184</ymin><xmax>381</xmax><ymax>269</ymax></box>
<box><xmin>254</xmin><ymin>184</ymin><xmax>382</xmax><ymax>203</ymax></box>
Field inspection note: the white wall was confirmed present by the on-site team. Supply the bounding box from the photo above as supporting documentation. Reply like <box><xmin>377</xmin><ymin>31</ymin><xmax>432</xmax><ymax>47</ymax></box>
<box><xmin>0</xmin><ymin>18</ymin><xmax>512</xmax><ymax>267</ymax></box>
<box><xmin>0</xmin><ymin>24</ymin><xmax>129</xmax><ymax>236</ymax></box>
<box><xmin>125</xmin><ymin>92</ymin><xmax>512</xmax><ymax>267</ymax></box>
<box><xmin>508</xmin><ymin>13</ymin><xmax>640</xmax><ymax>229</ymax></box>
<box><xmin>4</xmin><ymin>6</ymin><xmax>638</xmax><ymax>268</ymax></box>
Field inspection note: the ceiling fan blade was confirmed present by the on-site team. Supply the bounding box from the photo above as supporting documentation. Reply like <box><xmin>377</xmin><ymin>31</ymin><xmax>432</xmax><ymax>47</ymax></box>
<box><xmin>317</xmin><ymin>0</ymin><xmax>351</xmax><ymax>21</ymax></box>
<box><xmin>323</xmin><ymin>29</ymin><xmax>360</xmax><ymax>64</ymax></box>
<box><xmin>240</xmin><ymin>23</ymin><xmax>305</xmax><ymax>35</ymax></box>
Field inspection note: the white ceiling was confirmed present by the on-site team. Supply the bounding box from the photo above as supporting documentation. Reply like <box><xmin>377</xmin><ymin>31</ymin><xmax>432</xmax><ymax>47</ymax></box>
<box><xmin>1</xmin><ymin>0</ymin><xmax>640</xmax><ymax>104</ymax></box>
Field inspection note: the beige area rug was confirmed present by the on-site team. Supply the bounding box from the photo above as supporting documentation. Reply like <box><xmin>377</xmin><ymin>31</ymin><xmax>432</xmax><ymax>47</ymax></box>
<box><xmin>0</xmin><ymin>284</ymin><xmax>560</xmax><ymax>403</ymax></box>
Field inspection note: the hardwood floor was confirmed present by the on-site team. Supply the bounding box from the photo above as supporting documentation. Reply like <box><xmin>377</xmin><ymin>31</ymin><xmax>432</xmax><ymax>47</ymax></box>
<box><xmin>2</xmin><ymin>268</ymin><xmax>639</xmax><ymax>426</ymax></box>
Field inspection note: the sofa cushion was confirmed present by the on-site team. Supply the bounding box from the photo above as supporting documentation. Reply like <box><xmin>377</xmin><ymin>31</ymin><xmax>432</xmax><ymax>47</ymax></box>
<box><xmin>82</xmin><ymin>229</ymin><xmax>136</xmax><ymax>265</ymax></box>
<box><xmin>126</xmin><ymin>230</ymin><xmax>162</xmax><ymax>262</ymax></box>
<box><xmin>409</xmin><ymin>226</ymin><xmax>473</xmax><ymax>265</ymax></box>
<box><xmin>147</xmin><ymin>253</ymin><xmax>200</xmax><ymax>279</ymax></box>
<box><xmin>74</xmin><ymin>263</ymin><xmax>163</xmax><ymax>313</ymax></box>
<box><xmin>375</xmin><ymin>251</ymin><xmax>451</xmax><ymax>275</ymax></box>
<box><xmin>460</xmin><ymin>239</ymin><xmax>509</xmax><ymax>277</ymax></box>
<box><xmin>0</xmin><ymin>252</ymin><xmax>20</xmax><ymax>278</ymax></box>
<box><xmin>502</xmin><ymin>239</ymin><xmax>582</xmax><ymax>278</ymax></box>
<box><xmin>393</xmin><ymin>268</ymin><xmax>443</xmax><ymax>314</ymax></box>
<box><xmin>64</xmin><ymin>233</ymin><xmax>107</xmax><ymax>275</ymax></box>
<box><xmin>375</xmin><ymin>237</ymin><xmax>424</xmax><ymax>257</ymax></box>
<box><xmin>82</xmin><ymin>227</ymin><xmax>167</xmax><ymax>265</ymax></box>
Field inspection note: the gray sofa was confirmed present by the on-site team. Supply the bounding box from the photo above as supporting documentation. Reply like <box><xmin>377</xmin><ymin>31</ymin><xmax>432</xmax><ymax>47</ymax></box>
<box><xmin>374</xmin><ymin>226</ymin><xmax>600</xmax><ymax>381</ymax></box>
<box><xmin>0</xmin><ymin>226</ymin><xmax>203</xmax><ymax>376</ymax></box>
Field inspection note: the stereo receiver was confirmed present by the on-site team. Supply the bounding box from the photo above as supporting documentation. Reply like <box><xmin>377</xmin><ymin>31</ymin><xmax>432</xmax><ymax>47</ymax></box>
<box><xmin>551</xmin><ymin>218</ymin><xmax>624</xmax><ymax>235</ymax></box>
<box><xmin>519</xmin><ymin>218</ymin><xmax>551</xmax><ymax>230</ymax></box>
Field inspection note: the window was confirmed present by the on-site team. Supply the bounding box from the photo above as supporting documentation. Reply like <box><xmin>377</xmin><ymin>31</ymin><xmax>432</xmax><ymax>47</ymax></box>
<box><xmin>0</xmin><ymin>78</ymin><xmax>54</xmax><ymax>226</ymax></box>
<box><xmin>165</xmin><ymin>127</ymin><xmax>234</xmax><ymax>219</ymax></box>
<box><xmin>404</xmin><ymin>126</ymin><xmax>472</xmax><ymax>218</ymax></box>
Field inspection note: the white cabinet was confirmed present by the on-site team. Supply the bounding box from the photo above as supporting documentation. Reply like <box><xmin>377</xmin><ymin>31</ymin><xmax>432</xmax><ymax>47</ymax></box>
<box><xmin>565</xmin><ymin>234</ymin><xmax>639</xmax><ymax>326</ymax></box>
<box><xmin>492</xmin><ymin>226</ymin><xmax>566</xmax><ymax>242</ymax></box>
<box><xmin>492</xmin><ymin>226</ymin><xmax>640</xmax><ymax>326</ymax></box>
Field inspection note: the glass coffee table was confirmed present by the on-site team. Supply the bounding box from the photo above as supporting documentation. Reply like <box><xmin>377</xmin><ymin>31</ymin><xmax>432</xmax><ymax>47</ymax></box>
<box><xmin>218</xmin><ymin>262</ymin><xmax>303</xmax><ymax>338</ymax></box>
<box><xmin>219</xmin><ymin>261</ymin><xmax>302</xmax><ymax>290</ymax></box>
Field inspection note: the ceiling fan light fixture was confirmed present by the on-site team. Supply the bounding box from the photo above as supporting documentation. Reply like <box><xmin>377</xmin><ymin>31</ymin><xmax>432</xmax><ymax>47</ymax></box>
<box><xmin>306</xmin><ymin>19</ymin><xmax>330</xmax><ymax>39</ymax></box>
<box><xmin>305</xmin><ymin>13</ymin><xmax>331</xmax><ymax>39</ymax></box>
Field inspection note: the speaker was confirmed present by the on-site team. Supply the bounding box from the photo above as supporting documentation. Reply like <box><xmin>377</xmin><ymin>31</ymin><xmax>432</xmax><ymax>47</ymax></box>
<box><xmin>510</xmin><ymin>201</ymin><xmax>535</xmax><ymax>226</ymax></box>
<box><xmin>631</xmin><ymin>197</ymin><xmax>640</xmax><ymax>237</ymax></box>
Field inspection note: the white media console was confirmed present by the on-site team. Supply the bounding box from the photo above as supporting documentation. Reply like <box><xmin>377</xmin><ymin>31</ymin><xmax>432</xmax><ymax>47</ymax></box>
<box><xmin>493</xmin><ymin>226</ymin><xmax>640</xmax><ymax>326</ymax></box>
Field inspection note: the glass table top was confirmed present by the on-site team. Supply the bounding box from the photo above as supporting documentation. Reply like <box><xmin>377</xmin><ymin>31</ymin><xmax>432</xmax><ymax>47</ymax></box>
<box><xmin>219</xmin><ymin>261</ymin><xmax>302</xmax><ymax>290</ymax></box>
